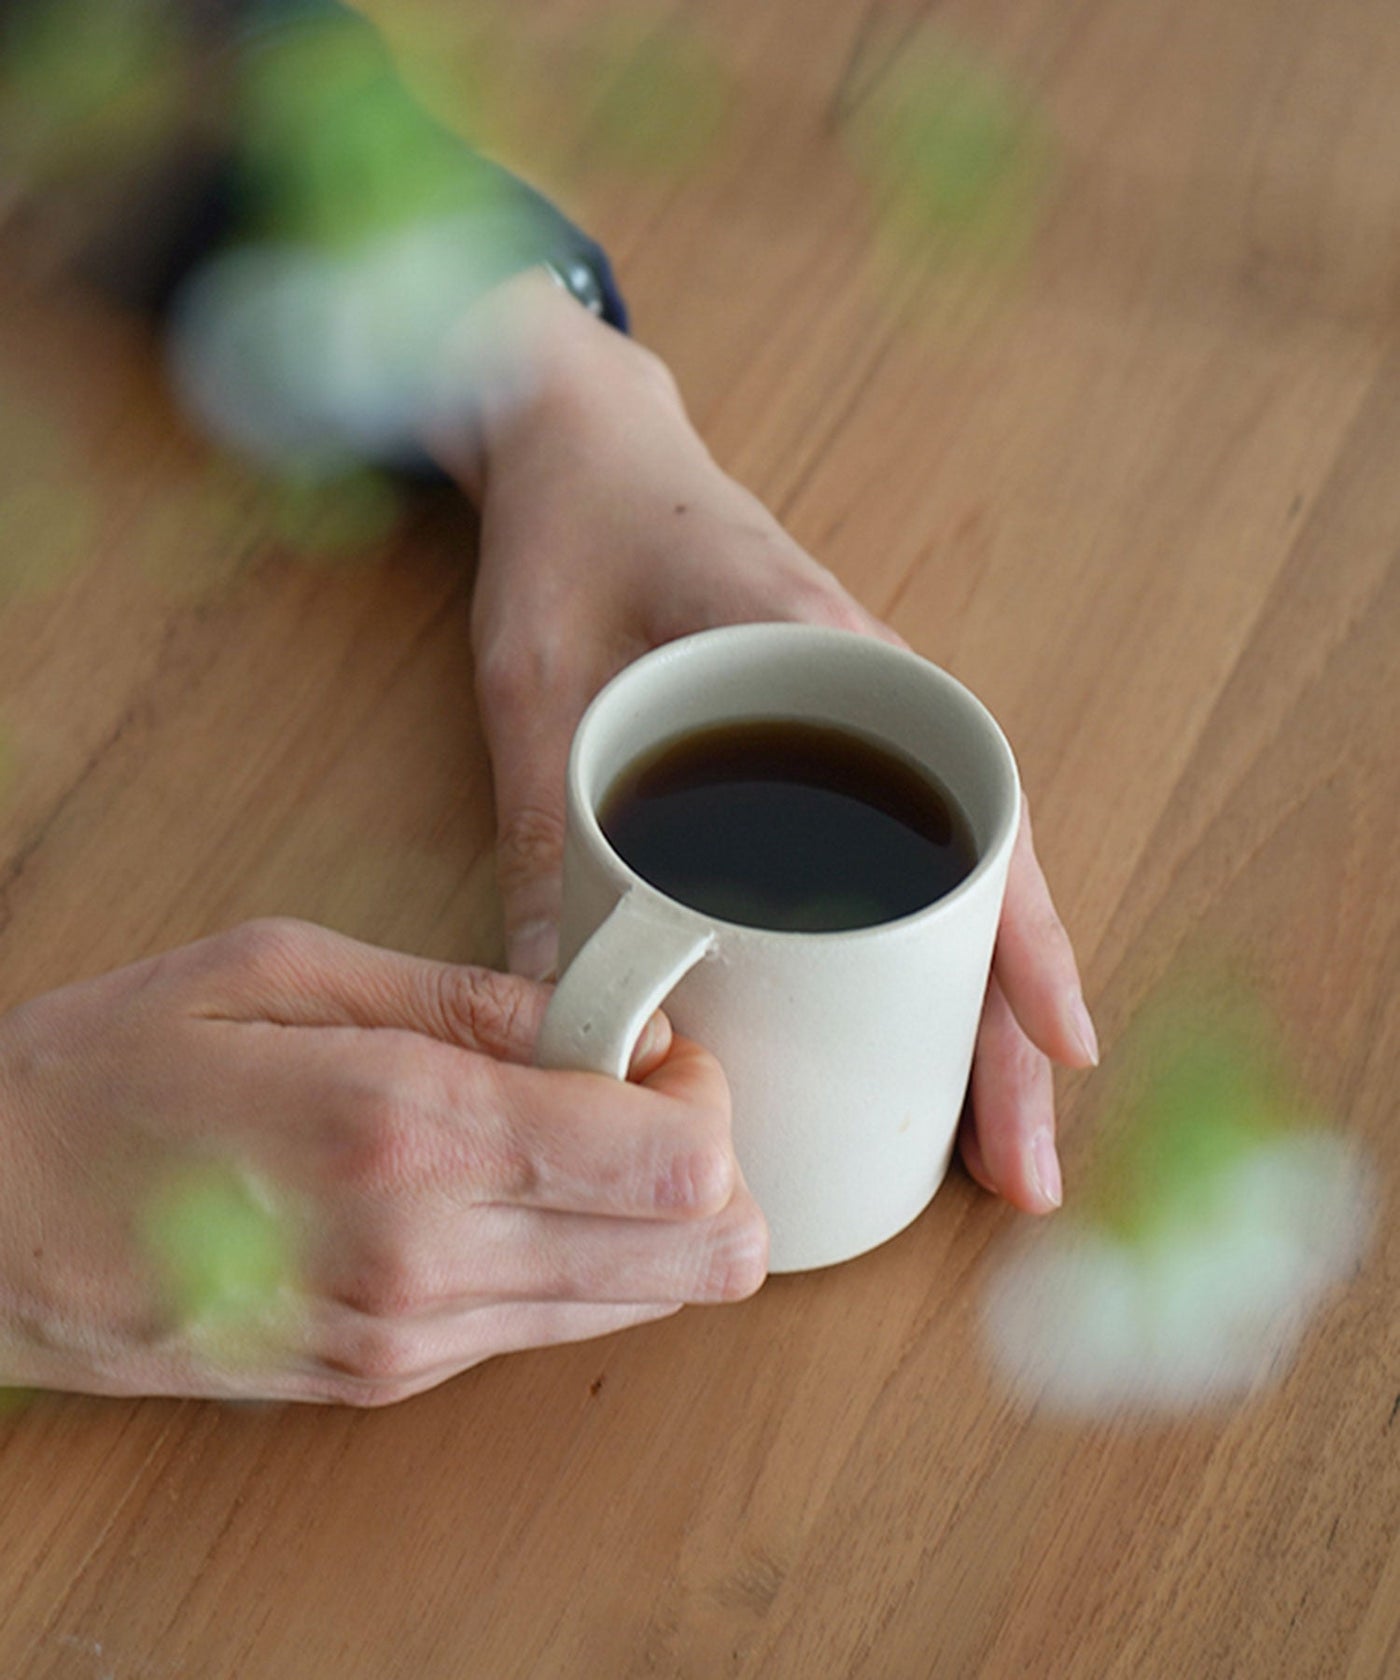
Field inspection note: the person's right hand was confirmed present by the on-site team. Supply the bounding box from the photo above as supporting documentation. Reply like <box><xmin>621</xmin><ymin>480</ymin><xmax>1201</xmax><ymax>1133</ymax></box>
<box><xmin>0</xmin><ymin>920</ymin><xmax>767</xmax><ymax>1405</ymax></box>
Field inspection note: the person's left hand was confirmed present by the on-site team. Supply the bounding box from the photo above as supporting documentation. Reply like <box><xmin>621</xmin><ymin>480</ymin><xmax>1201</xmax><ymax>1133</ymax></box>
<box><xmin>428</xmin><ymin>273</ymin><xmax>1097</xmax><ymax>1219</ymax></box>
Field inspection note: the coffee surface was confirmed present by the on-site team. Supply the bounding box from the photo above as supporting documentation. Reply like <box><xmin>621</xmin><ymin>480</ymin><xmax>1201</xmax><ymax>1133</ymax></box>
<box><xmin>599</xmin><ymin>719</ymin><xmax>977</xmax><ymax>932</ymax></box>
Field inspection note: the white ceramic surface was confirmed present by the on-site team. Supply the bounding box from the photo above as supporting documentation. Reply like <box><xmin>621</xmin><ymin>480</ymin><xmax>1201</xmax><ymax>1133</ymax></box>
<box><xmin>536</xmin><ymin>625</ymin><xmax>1020</xmax><ymax>1272</ymax></box>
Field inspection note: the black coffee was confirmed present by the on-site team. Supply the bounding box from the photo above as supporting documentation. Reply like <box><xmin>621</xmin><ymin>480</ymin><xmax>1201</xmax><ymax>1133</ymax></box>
<box><xmin>598</xmin><ymin>719</ymin><xmax>977</xmax><ymax>933</ymax></box>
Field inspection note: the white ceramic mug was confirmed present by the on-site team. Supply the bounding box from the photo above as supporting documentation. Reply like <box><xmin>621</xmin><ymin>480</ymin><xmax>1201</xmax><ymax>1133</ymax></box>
<box><xmin>536</xmin><ymin>625</ymin><xmax>1020</xmax><ymax>1272</ymax></box>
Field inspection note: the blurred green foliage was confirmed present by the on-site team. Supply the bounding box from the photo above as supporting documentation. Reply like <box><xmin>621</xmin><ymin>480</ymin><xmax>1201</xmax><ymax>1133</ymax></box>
<box><xmin>1085</xmin><ymin>988</ymin><xmax>1307</xmax><ymax>1245</ymax></box>
<box><xmin>0</xmin><ymin>0</ymin><xmax>184</xmax><ymax>182</ymax></box>
<box><xmin>0</xmin><ymin>405</ymin><xmax>94</xmax><ymax>600</ymax></box>
<box><xmin>387</xmin><ymin>0</ymin><xmax>528</xmax><ymax>154</ymax></box>
<box><xmin>139</xmin><ymin>1162</ymin><xmax>295</xmax><ymax>1333</ymax></box>
<box><xmin>237</xmin><ymin>10</ymin><xmax>515</xmax><ymax>251</ymax></box>
<box><xmin>584</xmin><ymin>17</ymin><xmax>731</xmax><ymax>179</ymax></box>
<box><xmin>1</xmin><ymin>1</ymin><xmax>1058</xmax><ymax>536</ymax></box>
<box><xmin>846</xmin><ymin>33</ymin><xmax>1052</xmax><ymax>273</ymax></box>
<box><xmin>266</xmin><ymin>468</ymin><xmax>402</xmax><ymax>560</ymax></box>
<box><xmin>0</xmin><ymin>481</ymin><xmax>95</xmax><ymax>598</ymax></box>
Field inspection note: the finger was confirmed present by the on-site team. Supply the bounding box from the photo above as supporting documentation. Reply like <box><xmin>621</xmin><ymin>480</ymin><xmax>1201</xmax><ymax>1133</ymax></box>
<box><xmin>772</xmin><ymin>580</ymin><xmax>907</xmax><ymax>649</ymax></box>
<box><xmin>633</xmin><ymin>1029</ymin><xmax>731</xmax><ymax>1110</ymax></box>
<box><xmin>474</xmin><ymin>643</ymin><xmax>596</xmax><ymax>980</ymax></box>
<box><xmin>694</xmin><ymin>558</ymin><xmax>908</xmax><ymax>652</ymax></box>
<box><xmin>268</xmin><ymin>1025</ymin><xmax>738</xmax><ymax>1231</ymax></box>
<box><xmin>469</xmin><ymin>1034</ymin><xmax>739</xmax><ymax>1219</ymax></box>
<box><xmin>188</xmin><ymin>918</ymin><xmax>565</xmax><ymax>1065</ymax></box>
<box><xmin>956</xmin><ymin>1100</ymin><xmax>997</xmax><ymax>1198</ymax></box>
<box><xmin>837</xmin><ymin>599</ymin><xmax>908</xmax><ymax>650</ymax></box>
<box><xmin>965</xmin><ymin>976</ymin><xmax>1061</xmax><ymax>1214</ymax></box>
<box><xmin>994</xmin><ymin>802</ymin><xmax>1098</xmax><ymax>1068</ymax></box>
<box><xmin>306</xmin><ymin>1300</ymin><xmax>684</xmax><ymax>1404</ymax></box>
<box><xmin>333</xmin><ymin>1192</ymin><xmax>768</xmax><ymax>1316</ymax></box>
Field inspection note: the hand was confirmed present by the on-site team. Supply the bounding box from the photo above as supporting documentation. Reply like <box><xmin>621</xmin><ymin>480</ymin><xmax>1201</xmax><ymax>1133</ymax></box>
<box><xmin>0</xmin><ymin>919</ymin><xmax>766</xmax><ymax>1404</ymax></box>
<box><xmin>431</xmin><ymin>274</ymin><xmax>1097</xmax><ymax>1218</ymax></box>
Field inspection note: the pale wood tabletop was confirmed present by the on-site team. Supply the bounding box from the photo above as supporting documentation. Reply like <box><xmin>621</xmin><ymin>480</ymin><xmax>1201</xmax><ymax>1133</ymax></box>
<box><xmin>1</xmin><ymin>1</ymin><xmax>1398</xmax><ymax>1677</ymax></box>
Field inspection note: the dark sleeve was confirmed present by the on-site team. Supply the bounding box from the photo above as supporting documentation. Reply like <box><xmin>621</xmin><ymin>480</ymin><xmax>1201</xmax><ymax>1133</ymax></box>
<box><xmin>72</xmin><ymin>0</ymin><xmax>627</xmax><ymax>331</ymax></box>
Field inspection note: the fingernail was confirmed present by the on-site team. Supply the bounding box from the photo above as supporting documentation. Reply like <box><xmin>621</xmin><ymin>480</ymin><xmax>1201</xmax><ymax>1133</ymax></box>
<box><xmin>508</xmin><ymin>919</ymin><xmax>558</xmax><ymax>982</ymax></box>
<box><xmin>628</xmin><ymin>1012</ymin><xmax>671</xmax><ymax>1079</ymax></box>
<box><xmin>1071</xmin><ymin>994</ymin><xmax>1100</xmax><ymax>1067</ymax></box>
<box><xmin>1031</xmin><ymin>1132</ymin><xmax>1063</xmax><ymax>1211</ymax></box>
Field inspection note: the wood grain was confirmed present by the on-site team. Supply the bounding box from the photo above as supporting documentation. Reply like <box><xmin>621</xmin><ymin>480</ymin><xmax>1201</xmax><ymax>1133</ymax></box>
<box><xmin>1</xmin><ymin>0</ymin><xmax>1397</xmax><ymax>1676</ymax></box>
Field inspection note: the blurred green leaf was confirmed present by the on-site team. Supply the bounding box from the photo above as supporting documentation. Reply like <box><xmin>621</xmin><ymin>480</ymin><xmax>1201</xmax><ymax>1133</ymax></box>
<box><xmin>0</xmin><ymin>482</ymin><xmax>94</xmax><ymax>599</ymax></box>
<box><xmin>140</xmin><ymin>1163</ymin><xmax>294</xmax><ymax>1329</ymax></box>
<box><xmin>268</xmin><ymin>468</ymin><xmax>401</xmax><ymax>561</ymax></box>
<box><xmin>0</xmin><ymin>399</ymin><xmax>94</xmax><ymax>598</ymax></box>
<box><xmin>846</xmin><ymin>34</ymin><xmax>1052</xmax><ymax>271</ymax></box>
<box><xmin>0</xmin><ymin>0</ymin><xmax>185</xmax><ymax>181</ymax></box>
<box><xmin>236</xmin><ymin>10</ymin><xmax>514</xmax><ymax>250</ymax></box>
<box><xmin>1086</xmin><ymin>989</ymin><xmax>1303</xmax><ymax>1244</ymax></box>
<box><xmin>584</xmin><ymin>18</ymin><xmax>731</xmax><ymax>179</ymax></box>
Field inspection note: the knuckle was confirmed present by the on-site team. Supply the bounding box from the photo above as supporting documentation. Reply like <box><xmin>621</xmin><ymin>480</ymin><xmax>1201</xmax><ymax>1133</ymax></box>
<box><xmin>1015</xmin><ymin>1035</ymin><xmax>1054</xmax><ymax>1094</ymax></box>
<box><xmin>1041</xmin><ymin>901</ymin><xmax>1072</xmax><ymax>949</ymax></box>
<box><xmin>333</xmin><ymin>1053</ymin><xmax>536</xmax><ymax>1207</ymax></box>
<box><xmin>213</xmin><ymin>917</ymin><xmax>316</xmax><ymax>986</ymax></box>
<box><xmin>473</xmin><ymin>646</ymin><xmax>527</xmax><ymax>718</ymax></box>
<box><xmin>332</xmin><ymin>1245</ymin><xmax>434</xmax><ymax>1321</ymax></box>
<box><xmin>432</xmin><ymin>964</ymin><xmax>532</xmax><ymax>1057</ymax></box>
<box><xmin>471</xmin><ymin>1113</ymin><xmax>540</xmax><ymax>1204</ymax></box>
<box><xmin>474</xmin><ymin>632</ymin><xmax>567</xmax><ymax>722</ymax></box>
<box><xmin>806</xmin><ymin>590</ymin><xmax>872</xmax><ymax>636</ymax></box>
<box><xmin>317</xmin><ymin>1369</ymin><xmax>422</xmax><ymax>1408</ymax></box>
<box><xmin>495</xmin><ymin>802</ymin><xmax>568</xmax><ymax>895</ymax></box>
<box><xmin>323</xmin><ymin>1319</ymin><xmax>420</xmax><ymax>1384</ymax></box>
<box><xmin>700</xmin><ymin>1203</ymin><xmax>770</xmax><ymax>1302</ymax></box>
<box><xmin>337</xmin><ymin>1088</ymin><xmax>433</xmax><ymax>1200</ymax></box>
<box><xmin>656</xmin><ymin>1141</ymin><xmax>737</xmax><ymax>1219</ymax></box>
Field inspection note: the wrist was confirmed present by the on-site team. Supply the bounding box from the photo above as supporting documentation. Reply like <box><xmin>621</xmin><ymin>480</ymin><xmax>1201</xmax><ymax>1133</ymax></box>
<box><xmin>423</xmin><ymin>270</ymin><xmax>689</xmax><ymax>502</ymax></box>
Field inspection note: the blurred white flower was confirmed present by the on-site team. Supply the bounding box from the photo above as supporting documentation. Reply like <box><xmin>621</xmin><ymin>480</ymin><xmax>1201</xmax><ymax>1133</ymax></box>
<box><xmin>981</xmin><ymin>1129</ymin><xmax>1375</xmax><ymax>1415</ymax></box>
<box><xmin>165</xmin><ymin>211</ymin><xmax>528</xmax><ymax>478</ymax></box>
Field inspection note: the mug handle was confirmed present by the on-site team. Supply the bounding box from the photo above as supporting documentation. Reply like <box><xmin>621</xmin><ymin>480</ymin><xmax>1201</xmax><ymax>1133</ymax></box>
<box><xmin>535</xmin><ymin>889</ymin><xmax>716</xmax><ymax>1079</ymax></box>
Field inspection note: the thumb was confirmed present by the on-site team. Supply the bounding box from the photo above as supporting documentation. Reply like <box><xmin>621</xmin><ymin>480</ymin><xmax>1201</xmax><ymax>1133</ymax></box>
<box><xmin>477</xmin><ymin>662</ymin><xmax>592</xmax><ymax>982</ymax></box>
<box><xmin>495</xmin><ymin>786</ymin><xmax>567</xmax><ymax>983</ymax></box>
<box><xmin>194</xmin><ymin>918</ymin><xmax>556</xmax><ymax>1066</ymax></box>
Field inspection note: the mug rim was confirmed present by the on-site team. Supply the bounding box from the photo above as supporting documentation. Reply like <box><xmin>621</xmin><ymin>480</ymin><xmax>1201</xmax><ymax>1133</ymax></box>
<box><xmin>565</xmin><ymin>624</ymin><xmax>1021</xmax><ymax>944</ymax></box>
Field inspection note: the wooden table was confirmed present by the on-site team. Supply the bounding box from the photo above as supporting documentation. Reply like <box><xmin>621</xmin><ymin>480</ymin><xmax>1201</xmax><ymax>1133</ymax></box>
<box><xmin>2</xmin><ymin>1</ymin><xmax>1397</xmax><ymax>1674</ymax></box>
